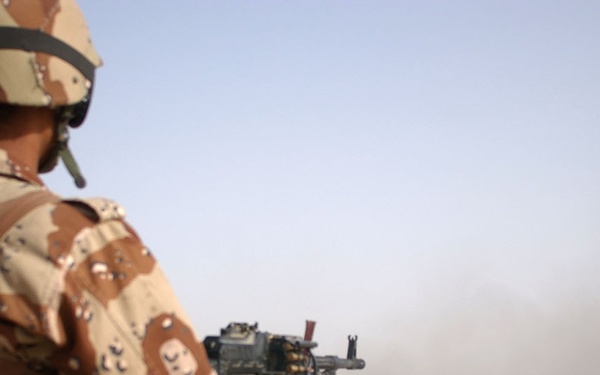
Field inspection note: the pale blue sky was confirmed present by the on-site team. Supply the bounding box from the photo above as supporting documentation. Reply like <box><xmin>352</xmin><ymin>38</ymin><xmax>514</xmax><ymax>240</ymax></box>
<box><xmin>46</xmin><ymin>2</ymin><xmax>599</xmax><ymax>373</ymax></box>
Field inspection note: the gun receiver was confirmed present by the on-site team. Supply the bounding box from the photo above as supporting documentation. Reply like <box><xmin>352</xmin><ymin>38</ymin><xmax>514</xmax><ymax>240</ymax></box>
<box><xmin>203</xmin><ymin>321</ymin><xmax>366</xmax><ymax>375</ymax></box>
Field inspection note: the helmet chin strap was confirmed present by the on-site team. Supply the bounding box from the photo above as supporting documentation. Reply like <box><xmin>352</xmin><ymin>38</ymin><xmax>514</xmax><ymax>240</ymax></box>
<box><xmin>56</xmin><ymin>121</ymin><xmax>86</xmax><ymax>188</ymax></box>
<box><xmin>39</xmin><ymin>116</ymin><xmax>87</xmax><ymax>188</ymax></box>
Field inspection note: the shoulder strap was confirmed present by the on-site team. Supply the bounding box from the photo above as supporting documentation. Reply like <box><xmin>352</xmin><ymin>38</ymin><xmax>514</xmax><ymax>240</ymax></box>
<box><xmin>0</xmin><ymin>190</ymin><xmax>61</xmax><ymax>238</ymax></box>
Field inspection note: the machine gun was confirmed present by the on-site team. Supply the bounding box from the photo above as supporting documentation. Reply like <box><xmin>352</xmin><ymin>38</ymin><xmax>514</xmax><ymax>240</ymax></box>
<box><xmin>203</xmin><ymin>321</ymin><xmax>366</xmax><ymax>375</ymax></box>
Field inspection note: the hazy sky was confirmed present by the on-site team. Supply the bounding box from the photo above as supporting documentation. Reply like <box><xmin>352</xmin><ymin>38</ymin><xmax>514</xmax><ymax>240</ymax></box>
<box><xmin>46</xmin><ymin>1</ymin><xmax>599</xmax><ymax>374</ymax></box>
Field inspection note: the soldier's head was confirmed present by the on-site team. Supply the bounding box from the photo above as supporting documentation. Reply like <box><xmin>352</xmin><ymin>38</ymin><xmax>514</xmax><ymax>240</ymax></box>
<box><xmin>0</xmin><ymin>0</ymin><xmax>101</xmax><ymax>187</ymax></box>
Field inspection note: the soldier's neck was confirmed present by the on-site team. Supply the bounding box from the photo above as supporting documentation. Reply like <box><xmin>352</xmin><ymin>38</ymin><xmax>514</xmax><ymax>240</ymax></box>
<box><xmin>0</xmin><ymin>106</ymin><xmax>55</xmax><ymax>175</ymax></box>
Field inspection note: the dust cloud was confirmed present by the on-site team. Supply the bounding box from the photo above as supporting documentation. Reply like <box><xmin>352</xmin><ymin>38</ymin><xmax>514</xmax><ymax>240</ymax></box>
<box><xmin>362</xmin><ymin>283</ymin><xmax>599</xmax><ymax>375</ymax></box>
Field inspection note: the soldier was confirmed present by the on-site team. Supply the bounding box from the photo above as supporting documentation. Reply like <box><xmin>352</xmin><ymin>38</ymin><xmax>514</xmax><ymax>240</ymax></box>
<box><xmin>0</xmin><ymin>1</ymin><xmax>214</xmax><ymax>374</ymax></box>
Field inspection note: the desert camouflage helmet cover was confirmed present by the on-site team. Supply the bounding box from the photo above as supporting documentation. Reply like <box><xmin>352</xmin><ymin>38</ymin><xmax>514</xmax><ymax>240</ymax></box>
<box><xmin>0</xmin><ymin>0</ymin><xmax>101</xmax><ymax>109</ymax></box>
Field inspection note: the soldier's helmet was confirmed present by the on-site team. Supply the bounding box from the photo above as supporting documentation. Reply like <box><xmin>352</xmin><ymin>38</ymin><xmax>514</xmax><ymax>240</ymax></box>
<box><xmin>0</xmin><ymin>0</ymin><xmax>101</xmax><ymax>127</ymax></box>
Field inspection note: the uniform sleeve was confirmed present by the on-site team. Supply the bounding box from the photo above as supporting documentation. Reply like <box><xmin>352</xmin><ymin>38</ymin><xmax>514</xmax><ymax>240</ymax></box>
<box><xmin>0</xmin><ymin>199</ymin><xmax>213</xmax><ymax>375</ymax></box>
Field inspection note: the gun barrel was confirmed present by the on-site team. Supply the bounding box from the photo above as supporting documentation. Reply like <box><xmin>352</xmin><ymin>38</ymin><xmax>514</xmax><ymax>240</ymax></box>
<box><xmin>315</xmin><ymin>355</ymin><xmax>366</xmax><ymax>371</ymax></box>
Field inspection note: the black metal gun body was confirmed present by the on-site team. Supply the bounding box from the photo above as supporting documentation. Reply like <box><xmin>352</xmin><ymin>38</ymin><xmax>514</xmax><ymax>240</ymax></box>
<box><xmin>203</xmin><ymin>322</ymin><xmax>366</xmax><ymax>375</ymax></box>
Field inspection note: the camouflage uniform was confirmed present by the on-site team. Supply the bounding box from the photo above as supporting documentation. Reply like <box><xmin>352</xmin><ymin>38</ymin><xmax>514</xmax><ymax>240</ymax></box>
<box><xmin>0</xmin><ymin>148</ymin><xmax>214</xmax><ymax>375</ymax></box>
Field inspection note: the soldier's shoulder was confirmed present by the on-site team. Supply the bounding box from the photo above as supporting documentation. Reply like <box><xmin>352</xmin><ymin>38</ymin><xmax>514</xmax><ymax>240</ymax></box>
<box><xmin>0</xmin><ymin>182</ymin><xmax>127</xmax><ymax>225</ymax></box>
<box><xmin>0</xmin><ymin>193</ymin><xmax>128</xmax><ymax>244</ymax></box>
<box><xmin>19</xmin><ymin>194</ymin><xmax>128</xmax><ymax>225</ymax></box>
<box><xmin>61</xmin><ymin>197</ymin><xmax>127</xmax><ymax>223</ymax></box>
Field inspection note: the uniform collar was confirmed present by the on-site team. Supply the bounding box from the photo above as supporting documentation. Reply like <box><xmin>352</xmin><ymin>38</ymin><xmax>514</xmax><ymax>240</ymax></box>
<box><xmin>0</xmin><ymin>148</ymin><xmax>45</xmax><ymax>187</ymax></box>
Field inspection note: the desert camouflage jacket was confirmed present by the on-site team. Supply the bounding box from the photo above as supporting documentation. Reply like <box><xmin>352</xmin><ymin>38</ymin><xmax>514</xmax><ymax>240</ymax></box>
<box><xmin>0</xmin><ymin>149</ymin><xmax>213</xmax><ymax>375</ymax></box>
